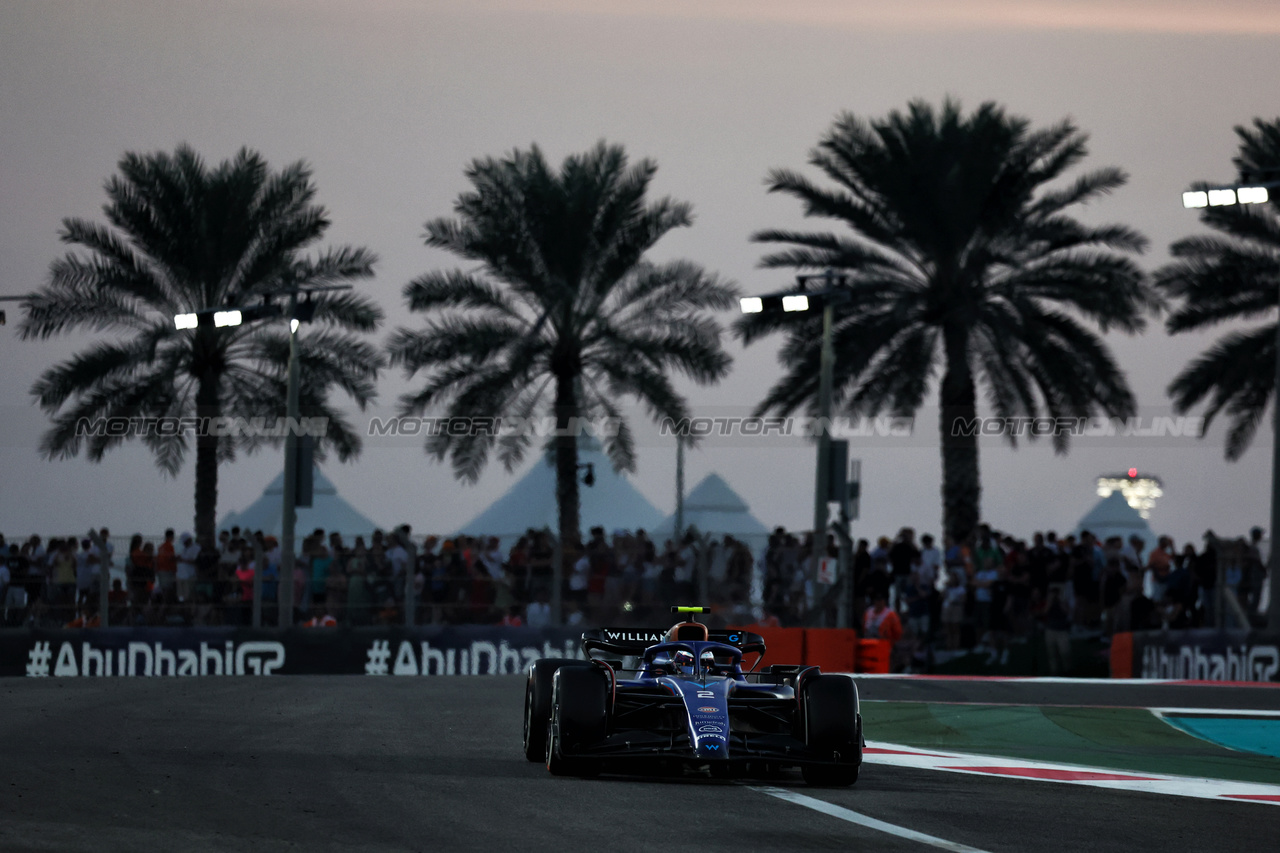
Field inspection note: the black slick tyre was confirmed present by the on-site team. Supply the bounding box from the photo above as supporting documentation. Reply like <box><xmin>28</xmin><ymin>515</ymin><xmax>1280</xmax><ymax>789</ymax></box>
<box><xmin>801</xmin><ymin>674</ymin><xmax>861</xmax><ymax>787</ymax></box>
<box><xmin>524</xmin><ymin>660</ymin><xmax>562</xmax><ymax>762</ymax></box>
<box><xmin>545</xmin><ymin>665</ymin><xmax>607</xmax><ymax>777</ymax></box>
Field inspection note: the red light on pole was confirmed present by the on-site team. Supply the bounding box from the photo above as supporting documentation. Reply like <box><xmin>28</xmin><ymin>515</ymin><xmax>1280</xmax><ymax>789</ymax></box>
<box><xmin>1128</xmin><ymin>467</ymin><xmax>1138</xmax><ymax>478</ymax></box>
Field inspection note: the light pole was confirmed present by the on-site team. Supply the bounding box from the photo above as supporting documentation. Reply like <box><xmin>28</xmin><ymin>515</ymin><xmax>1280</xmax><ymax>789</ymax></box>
<box><xmin>280</xmin><ymin>292</ymin><xmax>301</xmax><ymax>628</ymax></box>
<box><xmin>0</xmin><ymin>294</ymin><xmax>36</xmax><ymax>327</ymax></box>
<box><xmin>675</xmin><ymin>436</ymin><xmax>685</xmax><ymax>543</ymax></box>
<box><xmin>741</xmin><ymin>270</ymin><xmax>850</xmax><ymax>625</ymax></box>
<box><xmin>550</xmin><ymin>462</ymin><xmax>595</xmax><ymax>624</ymax></box>
<box><xmin>1181</xmin><ymin>179</ymin><xmax>1280</xmax><ymax>630</ymax></box>
<box><xmin>174</xmin><ymin>284</ymin><xmax>348</xmax><ymax>629</ymax></box>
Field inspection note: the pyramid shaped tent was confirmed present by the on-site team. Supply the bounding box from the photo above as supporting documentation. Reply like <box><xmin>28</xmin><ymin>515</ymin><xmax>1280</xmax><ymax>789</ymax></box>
<box><xmin>220</xmin><ymin>465</ymin><xmax>383</xmax><ymax>540</ymax></box>
<box><xmin>1075</xmin><ymin>490</ymin><xmax>1157</xmax><ymax>552</ymax></box>
<box><xmin>653</xmin><ymin>473</ymin><xmax>770</xmax><ymax>550</ymax></box>
<box><xmin>454</xmin><ymin>440</ymin><xmax>664</xmax><ymax>544</ymax></box>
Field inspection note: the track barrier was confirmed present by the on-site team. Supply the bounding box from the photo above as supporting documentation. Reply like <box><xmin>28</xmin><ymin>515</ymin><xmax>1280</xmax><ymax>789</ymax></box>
<box><xmin>1111</xmin><ymin>629</ymin><xmax>1280</xmax><ymax>683</ymax></box>
<box><xmin>3</xmin><ymin>626</ymin><xmax>587</xmax><ymax>677</ymax></box>
<box><xmin>729</xmin><ymin>625</ymin><xmax>804</xmax><ymax>670</ymax></box>
<box><xmin>802</xmin><ymin>628</ymin><xmax>858</xmax><ymax>673</ymax></box>
<box><xmin>5</xmin><ymin>624</ymin><xmax>893</xmax><ymax>677</ymax></box>
<box><xmin>730</xmin><ymin>626</ymin><xmax>885</xmax><ymax>674</ymax></box>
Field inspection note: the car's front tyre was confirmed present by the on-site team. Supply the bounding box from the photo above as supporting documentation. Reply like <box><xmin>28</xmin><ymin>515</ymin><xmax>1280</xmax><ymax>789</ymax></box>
<box><xmin>801</xmin><ymin>674</ymin><xmax>861</xmax><ymax>787</ymax></box>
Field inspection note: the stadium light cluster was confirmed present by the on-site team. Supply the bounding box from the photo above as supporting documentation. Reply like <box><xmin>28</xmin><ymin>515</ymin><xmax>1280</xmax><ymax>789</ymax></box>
<box><xmin>1181</xmin><ymin>186</ymin><xmax>1270</xmax><ymax>209</ymax></box>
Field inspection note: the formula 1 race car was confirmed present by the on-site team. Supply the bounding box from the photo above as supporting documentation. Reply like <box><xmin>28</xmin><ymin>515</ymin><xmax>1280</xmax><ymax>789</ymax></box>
<box><xmin>523</xmin><ymin>607</ymin><xmax>862</xmax><ymax>785</ymax></box>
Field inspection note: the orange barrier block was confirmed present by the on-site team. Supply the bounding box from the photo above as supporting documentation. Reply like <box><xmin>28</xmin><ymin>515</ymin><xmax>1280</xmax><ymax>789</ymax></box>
<box><xmin>730</xmin><ymin>625</ymin><xmax>805</xmax><ymax>669</ymax></box>
<box><xmin>803</xmin><ymin>628</ymin><xmax>858</xmax><ymax>673</ymax></box>
<box><xmin>854</xmin><ymin>639</ymin><xmax>891</xmax><ymax>674</ymax></box>
<box><xmin>1110</xmin><ymin>631</ymin><xmax>1133</xmax><ymax>678</ymax></box>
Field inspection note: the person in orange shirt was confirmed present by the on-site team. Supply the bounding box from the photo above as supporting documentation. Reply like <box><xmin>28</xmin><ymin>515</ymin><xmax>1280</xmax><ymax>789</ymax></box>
<box><xmin>65</xmin><ymin>601</ymin><xmax>102</xmax><ymax>629</ymax></box>
<box><xmin>154</xmin><ymin>528</ymin><xmax>177</xmax><ymax>598</ymax></box>
<box><xmin>301</xmin><ymin>602</ymin><xmax>337</xmax><ymax>627</ymax></box>
<box><xmin>863</xmin><ymin>592</ymin><xmax>903</xmax><ymax>645</ymax></box>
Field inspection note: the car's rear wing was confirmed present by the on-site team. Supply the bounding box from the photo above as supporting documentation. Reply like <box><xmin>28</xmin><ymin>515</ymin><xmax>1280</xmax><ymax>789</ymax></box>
<box><xmin>581</xmin><ymin>627</ymin><xmax>767</xmax><ymax>658</ymax></box>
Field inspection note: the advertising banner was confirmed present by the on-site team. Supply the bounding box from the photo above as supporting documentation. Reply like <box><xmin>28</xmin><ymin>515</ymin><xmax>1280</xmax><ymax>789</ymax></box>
<box><xmin>1128</xmin><ymin>628</ymin><xmax>1280</xmax><ymax>683</ymax></box>
<box><xmin>1</xmin><ymin>626</ymin><xmax>586</xmax><ymax>678</ymax></box>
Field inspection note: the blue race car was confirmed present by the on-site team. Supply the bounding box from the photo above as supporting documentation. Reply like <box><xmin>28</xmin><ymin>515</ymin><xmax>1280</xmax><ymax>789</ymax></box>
<box><xmin>523</xmin><ymin>607</ymin><xmax>862</xmax><ymax>785</ymax></box>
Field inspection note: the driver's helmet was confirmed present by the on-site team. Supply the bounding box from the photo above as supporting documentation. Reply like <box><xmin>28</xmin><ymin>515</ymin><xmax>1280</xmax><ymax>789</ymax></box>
<box><xmin>700</xmin><ymin>650</ymin><xmax>718</xmax><ymax>672</ymax></box>
<box><xmin>672</xmin><ymin>649</ymin><xmax>695</xmax><ymax>672</ymax></box>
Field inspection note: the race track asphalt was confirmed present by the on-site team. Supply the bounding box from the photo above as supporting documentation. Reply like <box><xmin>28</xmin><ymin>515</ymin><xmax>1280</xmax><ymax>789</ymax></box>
<box><xmin>1</xmin><ymin>676</ymin><xmax>1277</xmax><ymax>852</ymax></box>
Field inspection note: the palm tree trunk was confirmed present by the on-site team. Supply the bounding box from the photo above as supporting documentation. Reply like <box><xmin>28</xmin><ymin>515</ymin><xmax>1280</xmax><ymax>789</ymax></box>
<box><xmin>554</xmin><ymin>371</ymin><xmax>582</xmax><ymax>551</ymax></box>
<box><xmin>194</xmin><ymin>369</ymin><xmax>219</xmax><ymax>545</ymax></box>
<box><xmin>939</xmin><ymin>326</ymin><xmax>980</xmax><ymax>543</ymax></box>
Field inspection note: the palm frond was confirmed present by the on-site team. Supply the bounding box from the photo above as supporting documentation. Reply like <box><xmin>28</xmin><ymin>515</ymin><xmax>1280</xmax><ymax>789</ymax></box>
<box><xmin>400</xmin><ymin>142</ymin><xmax>732</xmax><ymax>494</ymax></box>
<box><xmin>22</xmin><ymin>145</ymin><xmax>382</xmax><ymax>486</ymax></box>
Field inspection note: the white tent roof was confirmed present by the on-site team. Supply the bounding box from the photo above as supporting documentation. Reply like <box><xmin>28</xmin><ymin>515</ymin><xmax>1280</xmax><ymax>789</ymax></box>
<box><xmin>220</xmin><ymin>466</ymin><xmax>383</xmax><ymax>539</ymax></box>
<box><xmin>1075</xmin><ymin>491</ymin><xmax>1157</xmax><ymax>551</ymax></box>
<box><xmin>453</xmin><ymin>441</ymin><xmax>665</xmax><ymax>542</ymax></box>
<box><xmin>653</xmin><ymin>473</ymin><xmax>770</xmax><ymax>547</ymax></box>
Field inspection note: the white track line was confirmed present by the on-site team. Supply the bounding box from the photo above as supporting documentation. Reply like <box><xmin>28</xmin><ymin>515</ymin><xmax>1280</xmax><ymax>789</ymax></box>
<box><xmin>1150</xmin><ymin>707</ymin><xmax>1280</xmax><ymax>717</ymax></box>
<box><xmin>848</xmin><ymin>675</ymin><xmax>1280</xmax><ymax>686</ymax></box>
<box><xmin>750</xmin><ymin>786</ymin><xmax>993</xmax><ymax>853</ymax></box>
<box><xmin>864</xmin><ymin>742</ymin><xmax>1280</xmax><ymax>805</ymax></box>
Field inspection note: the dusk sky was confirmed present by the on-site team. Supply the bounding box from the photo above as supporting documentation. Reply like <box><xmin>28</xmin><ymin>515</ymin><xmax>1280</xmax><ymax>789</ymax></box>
<box><xmin>3</xmin><ymin>0</ymin><xmax>1280</xmax><ymax>547</ymax></box>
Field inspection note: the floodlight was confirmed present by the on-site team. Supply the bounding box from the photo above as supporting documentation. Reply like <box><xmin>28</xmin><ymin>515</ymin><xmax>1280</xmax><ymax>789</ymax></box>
<box><xmin>213</xmin><ymin>310</ymin><xmax>243</xmax><ymax>328</ymax></box>
<box><xmin>781</xmin><ymin>294</ymin><xmax>810</xmax><ymax>312</ymax></box>
<box><xmin>1182</xmin><ymin>191</ymin><xmax>1208</xmax><ymax>209</ymax></box>
<box><xmin>740</xmin><ymin>297</ymin><xmax>764</xmax><ymax>314</ymax></box>
<box><xmin>1207</xmin><ymin>188</ymin><xmax>1237</xmax><ymax>206</ymax></box>
<box><xmin>174</xmin><ymin>313</ymin><xmax>199</xmax><ymax>330</ymax></box>
<box><xmin>1238</xmin><ymin>186</ymin><xmax>1269</xmax><ymax>205</ymax></box>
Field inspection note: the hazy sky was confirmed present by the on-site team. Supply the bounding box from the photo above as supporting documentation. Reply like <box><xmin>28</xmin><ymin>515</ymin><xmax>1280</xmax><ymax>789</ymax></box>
<box><xmin>3</xmin><ymin>0</ymin><xmax>1280</xmax><ymax>546</ymax></box>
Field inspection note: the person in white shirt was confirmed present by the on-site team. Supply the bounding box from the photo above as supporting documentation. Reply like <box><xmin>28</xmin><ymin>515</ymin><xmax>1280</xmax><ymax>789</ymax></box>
<box><xmin>75</xmin><ymin>539</ymin><xmax>97</xmax><ymax>600</ymax></box>
<box><xmin>525</xmin><ymin>589</ymin><xmax>552</xmax><ymax>628</ymax></box>
<box><xmin>919</xmin><ymin>534</ymin><xmax>943</xmax><ymax>591</ymax></box>
<box><xmin>176</xmin><ymin>532</ymin><xmax>199</xmax><ymax>602</ymax></box>
<box><xmin>568</xmin><ymin>553</ymin><xmax>590</xmax><ymax>604</ymax></box>
<box><xmin>941</xmin><ymin>568</ymin><xmax>967</xmax><ymax>650</ymax></box>
<box><xmin>89</xmin><ymin>527</ymin><xmax>122</xmax><ymax>592</ymax></box>
<box><xmin>27</xmin><ymin>536</ymin><xmax>46</xmax><ymax>567</ymax></box>
<box><xmin>387</xmin><ymin>541</ymin><xmax>409</xmax><ymax>578</ymax></box>
<box><xmin>479</xmin><ymin>537</ymin><xmax>504</xmax><ymax>580</ymax></box>
<box><xmin>91</xmin><ymin>528</ymin><xmax>115</xmax><ymax>570</ymax></box>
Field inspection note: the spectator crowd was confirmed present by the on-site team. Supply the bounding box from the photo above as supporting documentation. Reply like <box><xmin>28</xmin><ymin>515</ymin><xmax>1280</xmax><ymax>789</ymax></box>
<box><xmin>0</xmin><ymin>520</ymin><xmax>1270</xmax><ymax>674</ymax></box>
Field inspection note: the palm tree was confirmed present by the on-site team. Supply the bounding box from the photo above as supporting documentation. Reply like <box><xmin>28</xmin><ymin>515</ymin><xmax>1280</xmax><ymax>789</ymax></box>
<box><xmin>19</xmin><ymin>145</ymin><xmax>384</xmax><ymax>543</ymax></box>
<box><xmin>736</xmin><ymin>100</ymin><xmax>1156</xmax><ymax>542</ymax></box>
<box><xmin>1157</xmin><ymin>117</ymin><xmax>1280</xmax><ymax>460</ymax></box>
<box><xmin>388</xmin><ymin>142</ymin><xmax>736</xmax><ymax>548</ymax></box>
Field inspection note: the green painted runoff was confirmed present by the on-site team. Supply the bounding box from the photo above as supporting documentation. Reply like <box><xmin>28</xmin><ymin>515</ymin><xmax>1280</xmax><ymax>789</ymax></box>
<box><xmin>861</xmin><ymin>701</ymin><xmax>1280</xmax><ymax>785</ymax></box>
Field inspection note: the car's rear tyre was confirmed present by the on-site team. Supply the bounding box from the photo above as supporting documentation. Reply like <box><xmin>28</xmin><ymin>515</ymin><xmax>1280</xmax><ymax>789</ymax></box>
<box><xmin>524</xmin><ymin>660</ymin><xmax>562</xmax><ymax>762</ymax></box>
<box><xmin>801</xmin><ymin>674</ymin><xmax>861</xmax><ymax>787</ymax></box>
<box><xmin>546</xmin><ymin>665</ymin><xmax>607</xmax><ymax>777</ymax></box>
<box><xmin>524</xmin><ymin>660</ymin><xmax>593</xmax><ymax>762</ymax></box>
